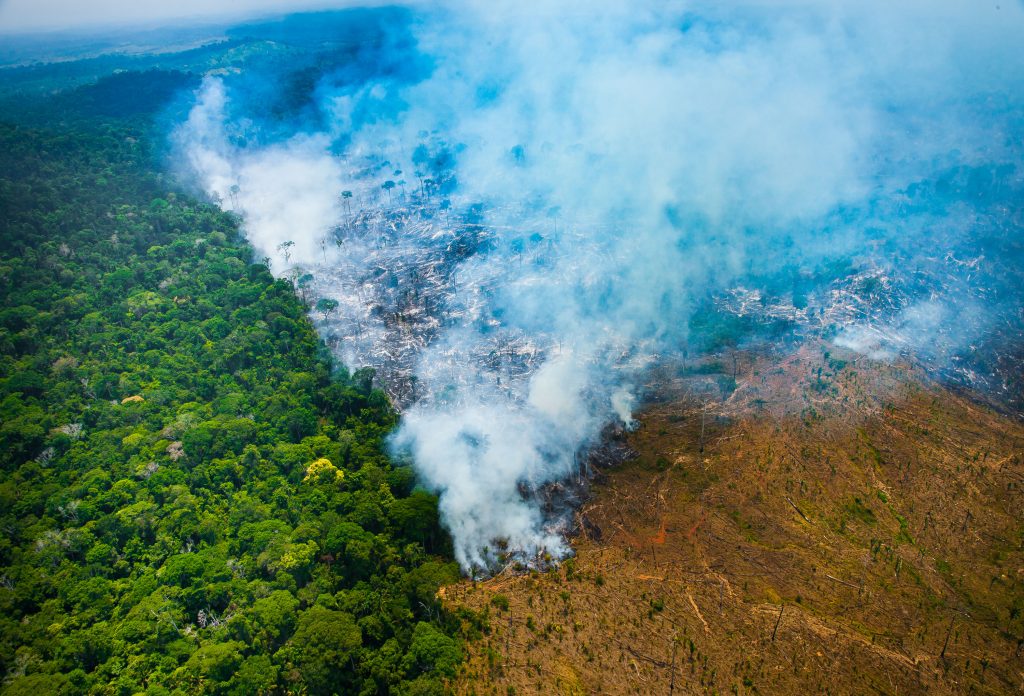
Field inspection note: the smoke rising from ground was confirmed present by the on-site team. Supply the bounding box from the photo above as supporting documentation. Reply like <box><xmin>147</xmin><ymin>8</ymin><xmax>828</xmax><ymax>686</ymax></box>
<box><xmin>174</xmin><ymin>1</ymin><xmax>1024</xmax><ymax>570</ymax></box>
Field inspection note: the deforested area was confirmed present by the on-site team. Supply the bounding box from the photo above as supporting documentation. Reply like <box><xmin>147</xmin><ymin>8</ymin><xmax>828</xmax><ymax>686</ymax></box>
<box><xmin>447</xmin><ymin>347</ymin><xmax>1024</xmax><ymax>694</ymax></box>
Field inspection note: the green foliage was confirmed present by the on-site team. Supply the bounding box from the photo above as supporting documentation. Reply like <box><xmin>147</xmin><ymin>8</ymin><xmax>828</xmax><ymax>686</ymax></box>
<box><xmin>281</xmin><ymin>606</ymin><xmax>362</xmax><ymax>692</ymax></box>
<box><xmin>404</xmin><ymin>622</ymin><xmax>462</xmax><ymax>679</ymax></box>
<box><xmin>843</xmin><ymin>496</ymin><xmax>878</xmax><ymax>527</ymax></box>
<box><xmin>0</xmin><ymin>105</ymin><xmax>460</xmax><ymax>693</ymax></box>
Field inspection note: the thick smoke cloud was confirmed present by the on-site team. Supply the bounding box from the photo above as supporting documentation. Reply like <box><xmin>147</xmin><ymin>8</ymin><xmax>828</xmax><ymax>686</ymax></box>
<box><xmin>174</xmin><ymin>0</ymin><xmax>1024</xmax><ymax>570</ymax></box>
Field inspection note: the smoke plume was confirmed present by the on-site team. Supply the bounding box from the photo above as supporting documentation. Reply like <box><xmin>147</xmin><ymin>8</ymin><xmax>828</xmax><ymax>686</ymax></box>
<box><xmin>174</xmin><ymin>0</ymin><xmax>1024</xmax><ymax>570</ymax></box>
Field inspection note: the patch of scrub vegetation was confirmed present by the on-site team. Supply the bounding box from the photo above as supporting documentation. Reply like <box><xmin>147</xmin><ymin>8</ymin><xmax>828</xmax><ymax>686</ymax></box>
<box><xmin>841</xmin><ymin>496</ymin><xmax>878</xmax><ymax>529</ymax></box>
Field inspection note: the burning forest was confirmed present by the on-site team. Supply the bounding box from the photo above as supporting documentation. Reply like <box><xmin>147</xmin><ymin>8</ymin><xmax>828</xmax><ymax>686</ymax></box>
<box><xmin>173</xmin><ymin>0</ymin><xmax>1024</xmax><ymax>573</ymax></box>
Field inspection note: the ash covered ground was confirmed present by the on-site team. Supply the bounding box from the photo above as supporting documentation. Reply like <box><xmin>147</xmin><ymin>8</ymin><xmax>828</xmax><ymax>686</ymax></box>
<box><xmin>302</xmin><ymin>175</ymin><xmax>1024</xmax><ymax>417</ymax></box>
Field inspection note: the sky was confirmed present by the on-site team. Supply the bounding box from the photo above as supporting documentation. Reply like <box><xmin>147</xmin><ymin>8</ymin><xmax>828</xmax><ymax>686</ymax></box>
<box><xmin>0</xmin><ymin>0</ymin><xmax>362</xmax><ymax>33</ymax></box>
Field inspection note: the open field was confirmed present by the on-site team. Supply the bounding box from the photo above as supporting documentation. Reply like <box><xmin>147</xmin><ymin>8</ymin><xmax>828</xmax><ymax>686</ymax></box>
<box><xmin>447</xmin><ymin>344</ymin><xmax>1024</xmax><ymax>694</ymax></box>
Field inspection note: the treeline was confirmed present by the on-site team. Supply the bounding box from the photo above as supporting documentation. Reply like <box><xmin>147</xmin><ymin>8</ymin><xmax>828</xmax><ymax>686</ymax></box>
<box><xmin>0</xmin><ymin>95</ymin><xmax>471</xmax><ymax>694</ymax></box>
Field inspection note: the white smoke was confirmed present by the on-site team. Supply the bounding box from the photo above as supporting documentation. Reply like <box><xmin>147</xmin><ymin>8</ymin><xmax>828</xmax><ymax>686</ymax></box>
<box><xmin>177</xmin><ymin>78</ymin><xmax>345</xmax><ymax>267</ymax></box>
<box><xmin>174</xmin><ymin>0</ymin><xmax>1024</xmax><ymax>570</ymax></box>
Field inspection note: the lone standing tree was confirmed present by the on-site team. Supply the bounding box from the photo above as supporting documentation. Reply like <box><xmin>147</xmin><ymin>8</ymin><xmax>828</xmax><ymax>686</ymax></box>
<box><xmin>315</xmin><ymin>298</ymin><xmax>339</xmax><ymax>319</ymax></box>
<box><xmin>277</xmin><ymin>240</ymin><xmax>295</xmax><ymax>265</ymax></box>
<box><xmin>381</xmin><ymin>180</ymin><xmax>395</xmax><ymax>205</ymax></box>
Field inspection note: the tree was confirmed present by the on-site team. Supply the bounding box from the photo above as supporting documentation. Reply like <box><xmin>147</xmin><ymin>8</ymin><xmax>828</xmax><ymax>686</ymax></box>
<box><xmin>277</xmin><ymin>240</ymin><xmax>295</xmax><ymax>265</ymax></box>
<box><xmin>352</xmin><ymin>367</ymin><xmax>376</xmax><ymax>395</ymax></box>
<box><xmin>248</xmin><ymin>590</ymin><xmax>299</xmax><ymax>650</ymax></box>
<box><xmin>226</xmin><ymin>654</ymin><xmax>278</xmax><ymax>695</ymax></box>
<box><xmin>391</xmin><ymin>490</ymin><xmax>442</xmax><ymax>550</ymax></box>
<box><xmin>403</xmin><ymin>621</ymin><xmax>462</xmax><ymax>679</ymax></box>
<box><xmin>381</xmin><ymin>180</ymin><xmax>396</xmax><ymax>205</ymax></box>
<box><xmin>285</xmin><ymin>607</ymin><xmax>362</xmax><ymax>694</ymax></box>
<box><xmin>297</xmin><ymin>273</ymin><xmax>315</xmax><ymax>304</ymax></box>
<box><xmin>315</xmin><ymin>298</ymin><xmax>339</xmax><ymax>319</ymax></box>
<box><xmin>341</xmin><ymin>189</ymin><xmax>353</xmax><ymax>217</ymax></box>
<box><xmin>171</xmin><ymin>641</ymin><xmax>246</xmax><ymax>692</ymax></box>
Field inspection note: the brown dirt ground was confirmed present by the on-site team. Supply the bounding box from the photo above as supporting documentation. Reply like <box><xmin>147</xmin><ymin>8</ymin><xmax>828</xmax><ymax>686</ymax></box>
<box><xmin>445</xmin><ymin>343</ymin><xmax>1024</xmax><ymax>695</ymax></box>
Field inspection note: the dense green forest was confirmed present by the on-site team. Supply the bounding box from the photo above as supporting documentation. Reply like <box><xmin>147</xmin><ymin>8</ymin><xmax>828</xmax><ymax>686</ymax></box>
<box><xmin>0</xmin><ymin>72</ymin><xmax>471</xmax><ymax>695</ymax></box>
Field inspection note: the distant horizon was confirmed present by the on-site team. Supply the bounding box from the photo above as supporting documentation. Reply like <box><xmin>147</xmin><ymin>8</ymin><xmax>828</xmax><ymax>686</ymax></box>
<box><xmin>0</xmin><ymin>0</ymin><xmax>384</xmax><ymax>35</ymax></box>
<box><xmin>0</xmin><ymin>4</ymin><xmax>400</xmax><ymax>68</ymax></box>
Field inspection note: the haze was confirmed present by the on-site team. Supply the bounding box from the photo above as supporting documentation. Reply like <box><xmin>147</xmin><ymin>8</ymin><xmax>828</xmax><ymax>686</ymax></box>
<box><xmin>0</xmin><ymin>0</ymin><xmax>360</xmax><ymax>33</ymax></box>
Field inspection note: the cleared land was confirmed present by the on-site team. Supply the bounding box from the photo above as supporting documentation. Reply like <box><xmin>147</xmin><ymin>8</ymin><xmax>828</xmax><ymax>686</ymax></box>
<box><xmin>447</xmin><ymin>344</ymin><xmax>1024</xmax><ymax>695</ymax></box>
